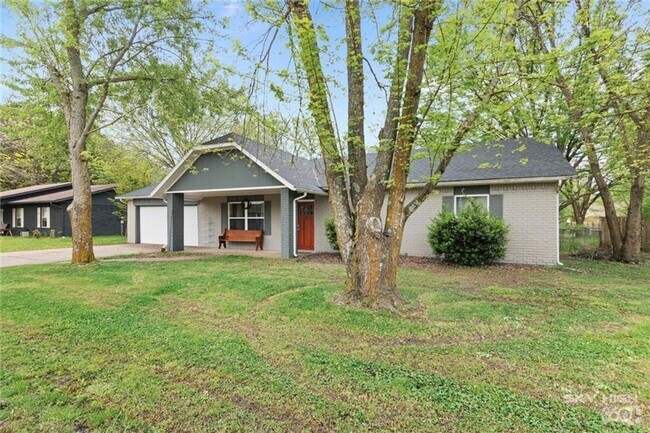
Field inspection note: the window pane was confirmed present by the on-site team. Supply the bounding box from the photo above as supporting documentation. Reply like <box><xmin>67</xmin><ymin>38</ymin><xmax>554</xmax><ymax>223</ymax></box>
<box><xmin>229</xmin><ymin>218</ymin><xmax>245</xmax><ymax>230</ymax></box>
<box><xmin>229</xmin><ymin>203</ymin><xmax>244</xmax><ymax>218</ymax></box>
<box><xmin>456</xmin><ymin>196</ymin><xmax>488</xmax><ymax>213</ymax></box>
<box><xmin>14</xmin><ymin>208</ymin><xmax>23</xmax><ymax>227</ymax></box>
<box><xmin>248</xmin><ymin>219</ymin><xmax>264</xmax><ymax>231</ymax></box>
<box><xmin>248</xmin><ymin>203</ymin><xmax>264</xmax><ymax>218</ymax></box>
<box><xmin>42</xmin><ymin>207</ymin><xmax>50</xmax><ymax>228</ymax></box>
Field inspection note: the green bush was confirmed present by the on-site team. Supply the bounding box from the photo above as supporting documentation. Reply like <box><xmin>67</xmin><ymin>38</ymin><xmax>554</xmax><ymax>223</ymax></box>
<box><xmin>324</xmin><ymin>217</ymin><xmax>339</xmax><ymax>251</ymax></box>
<box><xmin>32</xmin><ymin>229</ymin><xmax>42</xmax><ymax>239</ymax></box>
<box><xmin>428</xmin><ymin>201</ymin><xmax>509</xmax><ymax>266</ymax></box>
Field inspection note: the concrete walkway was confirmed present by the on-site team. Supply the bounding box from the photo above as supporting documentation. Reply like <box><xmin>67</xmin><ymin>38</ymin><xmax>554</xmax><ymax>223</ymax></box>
<box><xmin>0</xmin><ymin>244</ymin><xmax>282</xmax><ymax>268</ymax></box>
<box><xmin>0</xmin><ymin>244</ymin><xmax>160</xmax><ymax>268</ymax></box>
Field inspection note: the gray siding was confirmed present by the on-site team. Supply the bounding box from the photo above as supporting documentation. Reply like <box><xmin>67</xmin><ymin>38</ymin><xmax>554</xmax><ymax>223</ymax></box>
<box><xmin>280</xmin><ymin>189</ymin><xmax>297</xmax><ymax>258</ymax></box>
<box><xmin>168</xmin><ymin>151</ymin><xmax>282</xmax><ymax>192</ymax></box>
<box><xmin>90</xmin><ymin>191</ymin><xmax>122</xmax><ymax>236</ymax></box>
<box><xmin>166</xmin><ymin>193</ymin><xmax>184</xmax><ymax>251</ymax></box>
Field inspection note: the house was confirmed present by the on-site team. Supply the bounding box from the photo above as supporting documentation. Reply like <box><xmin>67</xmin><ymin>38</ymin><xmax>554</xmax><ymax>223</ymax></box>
<box><xmin>0</xmin><ymin>183</ymin><xmax>122</xmax><ymax>236</ymax></box>
<box><xmin>118</xmin><ymin>134</ymin><xmax>576</xmax><ymax>265</ymax></box>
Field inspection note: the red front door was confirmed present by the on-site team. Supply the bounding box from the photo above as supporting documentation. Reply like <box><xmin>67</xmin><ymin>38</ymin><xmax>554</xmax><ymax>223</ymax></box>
<box><xmin>297</xmin><ymin>202</ymin><xmax>314</xmax><ymax>250</ymax></box>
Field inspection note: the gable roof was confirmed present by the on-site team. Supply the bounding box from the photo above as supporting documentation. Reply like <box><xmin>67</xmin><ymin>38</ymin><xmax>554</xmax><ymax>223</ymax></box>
<box><xmin>438</xmin><ymin>138</ymin><xmax>575</xmax><ymax>184</ymax></box>
<box><xmin>0</xmin><ymin>183</ymin><xmax>71</xmax><ymax>200</ymax></box>
<box><xmin>7</xmin><ymin>184</ymin><xmax>117</xmax><ymax>204</ymax></box>
<box><xmin>151</xmin><ymin>133</ymin><xmax>327</xmax><ymax>197</ymax></box>
<box><xmin>205</xmin><ymin>134</ymin><xmax>327</xmax><ymax>194</ymax></box>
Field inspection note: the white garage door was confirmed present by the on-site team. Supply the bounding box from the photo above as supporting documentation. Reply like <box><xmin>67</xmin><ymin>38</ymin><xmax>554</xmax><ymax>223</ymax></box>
<box><xmin>139</xmin><ymin>206</ymin><xmax>198</xmax><ymax>246</ymax></box>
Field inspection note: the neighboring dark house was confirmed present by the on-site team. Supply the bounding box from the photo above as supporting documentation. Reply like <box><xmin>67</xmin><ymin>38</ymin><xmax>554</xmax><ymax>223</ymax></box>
<box><xmin>0</xmin><ymin>183</ymin><xmax>121</xmax><ymax>236</ymax></box>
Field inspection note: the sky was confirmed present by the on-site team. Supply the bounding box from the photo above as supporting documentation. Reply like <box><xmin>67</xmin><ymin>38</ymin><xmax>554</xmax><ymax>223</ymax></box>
<box><xmin>0</xmin><ymin>0</ymin><xmax>391</xmax><ymax>147</ymax></box>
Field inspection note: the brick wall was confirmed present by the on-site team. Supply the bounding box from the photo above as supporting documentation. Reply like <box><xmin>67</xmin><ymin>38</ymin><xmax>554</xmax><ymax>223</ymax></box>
<box><xmin>314</xmin><ymin>195</ymin><xmax>335</xmax><ymax>252</ymax></box>
<box><xmin>197</xmin><ymin>197</ymin><xmax>221</xmax><ymax>247</ymax></box>
<box><xmin>492</xmin><ymin>182</ymin><xmax>559</xmax><ymax>265</ymax></box>
<box><xmin>313</xmin><ymin>182</ymin><xmax>560</xmax><ymax>265</ymax></box>
<box><xmin>126</xmin><ymin>201</ymin><xmax>136</xmax><ymax>243</ymax></box>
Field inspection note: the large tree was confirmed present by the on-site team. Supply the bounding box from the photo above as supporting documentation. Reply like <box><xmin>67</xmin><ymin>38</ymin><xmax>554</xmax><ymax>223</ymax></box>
<box><xmin>2</xmin><ymin>0</ymin><xmax>207</xmax><ymax>263</ymax></box>
<box><xmin>0</xmin><ymin>100</ymin><xmax>69</xmax><ymax>189</ymax></box>
<box><xmin>522</xmin><ymin>0</ymin><xmax>649</xmax><ymax>262</ymax></box>
<box><xmin>252</xmin><ymin>0</ymin><xmax>520</xmax><ymax>309</ymax></box>
<box><xmin>114</xmin><ymin>64</ymin><xmax>250</xmax><ymax>170</ymax></box>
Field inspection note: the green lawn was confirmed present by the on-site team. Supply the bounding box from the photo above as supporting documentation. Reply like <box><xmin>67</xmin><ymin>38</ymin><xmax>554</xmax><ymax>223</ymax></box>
<box><xmin>1</xmin><ymin>256</ymin><xmax>648</xmax><ymax>432</ymax></box>
<box><xmin>0</xmin><ymin>235</ymin><xmax>126</xmax><ymax>252</ymax></box>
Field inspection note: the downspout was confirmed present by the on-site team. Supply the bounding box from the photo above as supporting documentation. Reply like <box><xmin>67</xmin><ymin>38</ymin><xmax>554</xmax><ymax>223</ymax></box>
<box><xmin>557</xmin><ymin>180</ymin><xmax>563</xmax><ymax>265</ymax></box>
<box><xmin>293</xmin><ymin>192</ymin><xmax>308</xmax><ymax>257</ymax></box>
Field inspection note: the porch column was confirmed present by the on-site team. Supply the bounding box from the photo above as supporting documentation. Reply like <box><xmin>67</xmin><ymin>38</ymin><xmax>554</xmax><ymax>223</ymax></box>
<box><xmin>280</xmin><ymin>188</ymin><xmax>296</xmax><ymax>258</ymax></box>
<box><xmin>167</xmin><ymin>193</ymin><xmax>184</xmax><ymax>251</ymax></box>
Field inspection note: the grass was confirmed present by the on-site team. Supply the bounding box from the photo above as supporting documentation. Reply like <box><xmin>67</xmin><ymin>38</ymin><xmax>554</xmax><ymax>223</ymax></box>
<box><xmin>0</xmin><ymin>235</ymin><xmax>126</xmax><ymax>252</ymax></box>
<box><xmin>1</xmin><ymin>256</ymin><xmax>648</xmax><ymax>432</ymax></box>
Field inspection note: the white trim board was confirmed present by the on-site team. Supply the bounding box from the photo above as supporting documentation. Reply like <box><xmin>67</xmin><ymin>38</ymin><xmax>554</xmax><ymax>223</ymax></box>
<box><xmin>436</xmin><ymin>176</ymin><xmax>575</xmax><ymax>187</ymax></box>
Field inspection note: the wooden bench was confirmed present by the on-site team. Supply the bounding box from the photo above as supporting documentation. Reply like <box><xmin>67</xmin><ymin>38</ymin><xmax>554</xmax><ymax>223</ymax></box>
<box><xmin>218</xmin><ymin>229</ymin><xmax>264</xmax><ymax>251</ymax></box>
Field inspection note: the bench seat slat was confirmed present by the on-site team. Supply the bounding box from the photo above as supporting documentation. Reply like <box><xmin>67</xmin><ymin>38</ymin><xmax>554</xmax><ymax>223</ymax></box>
<box><xmin>218</xmin><ymin>229</ymin><xmax>264</xmax><ymax>251</ymax></box>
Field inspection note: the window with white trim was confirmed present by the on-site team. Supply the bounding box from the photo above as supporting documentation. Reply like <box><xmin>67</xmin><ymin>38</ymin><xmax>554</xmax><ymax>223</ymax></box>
<box><xmin>454</xmin><ymin>194</ymin><xmax>489</xmax><ymax>215</ymax></box>
<box><xmin>12</xmin><ymin>207</ymin><xmax>24</xmax><ymax>228</ymax></box>
<box><xmin>37</xmin><ymin>206</ymin><xmax>51</xmax><ymax>228</ymax></box>
<box><xmin>228</xmin><ymin>201</ymin><xmax>264</xmax><ymax>231</ymax></box>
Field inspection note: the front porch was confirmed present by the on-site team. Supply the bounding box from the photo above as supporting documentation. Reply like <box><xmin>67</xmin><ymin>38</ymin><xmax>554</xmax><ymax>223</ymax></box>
<box><xmin>164</xmin><ymin>188</ymin><xmax>311</xmax><ymax>258</ymax></box>
<box><xmin>125</xmin><ymin>135</ymin><xmax>331</xmax><ymax>258</ymax></box>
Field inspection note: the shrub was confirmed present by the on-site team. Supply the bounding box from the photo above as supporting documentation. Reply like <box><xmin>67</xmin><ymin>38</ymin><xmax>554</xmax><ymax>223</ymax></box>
<box><xmin>324</xmin><ymin>217</ymin><xmax>339</xmax><ymax>251</ymax></box>
<box><xmin>32</xmin><ymin>229</ymin><xmax>42</xmax><ymax>239</ymax></box>
<box><xmin>428</xmin><ymin>201</ymin><xmax>509</xmax><ymax>266</ymax></box>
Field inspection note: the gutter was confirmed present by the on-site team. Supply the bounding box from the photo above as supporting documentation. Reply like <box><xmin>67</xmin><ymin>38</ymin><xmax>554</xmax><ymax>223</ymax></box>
<box><xmin>293</xmin><ymin>192</ymin><xmax>308</xmax><ymax>257</ymax></box>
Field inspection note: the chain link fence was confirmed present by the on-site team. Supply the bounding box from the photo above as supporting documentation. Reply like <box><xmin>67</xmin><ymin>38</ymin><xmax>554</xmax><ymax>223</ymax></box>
<box><xmin>560</xmin><ymin>227</ymin><xmax>602</xmax><ymax>254</ymax></box>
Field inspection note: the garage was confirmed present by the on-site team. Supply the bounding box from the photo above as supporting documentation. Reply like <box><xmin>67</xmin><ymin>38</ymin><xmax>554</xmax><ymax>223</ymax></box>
<box><xmin>138</xmin><ymin>205</ymin><xmax>198</xmax><ymax>246</ymax></box>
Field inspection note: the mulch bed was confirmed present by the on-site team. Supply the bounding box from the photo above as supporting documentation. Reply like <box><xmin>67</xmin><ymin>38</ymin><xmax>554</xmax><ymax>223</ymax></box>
<box><xmin>298</xmin><ymin>253</ymin><xmax>548</xmax><ymax>289</ymax></box>
<box><xmin>298</xmin><ymin>252</ymin><xmax>536</xmax><ymax>271</ymax></box>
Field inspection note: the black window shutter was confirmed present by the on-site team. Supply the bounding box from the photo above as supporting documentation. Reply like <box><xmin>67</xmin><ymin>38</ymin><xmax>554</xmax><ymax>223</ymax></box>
<box><xmin>221</xmin><ymin>202</ymin><xmax>228</xmax><ymax>232</ymax></box>
<box><xmin>442</xmin><ymin>196</ymin><xmax>454</xmax><ymax>213</ymax></box>
<box><xmin>264</xmin><ymin>200</ymin><xmax>272</xmax><ymax>235</ymax></box>
<box><xmin>489</xmin><ymin>195</ymin><xmax>503</xmax><ymax>219</ymax></box>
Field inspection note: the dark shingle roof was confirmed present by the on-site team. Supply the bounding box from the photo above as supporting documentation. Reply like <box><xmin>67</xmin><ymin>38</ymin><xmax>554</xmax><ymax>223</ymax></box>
<box><xmin>439</xmin><ymin>138</ymin><xmax>576</xmax><ymax>183</ymax></box>
<box><xmin>0</xmin><ymin>183</ymin><xmax>71</xmax><ymax>200</ymax></box>
<box><xmin>8</xmin><ymin>184</ymin><xmax>116</xmax><ymax>204</ymax></box>
<box><xmin>119</xmin><ymin>135</ymin><xmax>575</xmax><ymax>199</ymax></box>
<box><xmin>116</xmin><ymin>183</ymin><xmax>160</xmax><ymax>199</ymax></box>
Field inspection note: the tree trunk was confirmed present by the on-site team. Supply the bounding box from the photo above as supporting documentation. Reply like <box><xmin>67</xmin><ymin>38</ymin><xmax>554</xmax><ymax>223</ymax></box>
<box><xmin>288</xmin><ymin>0</ymin><xmax>438</xmax><ymax>310</ymax></box>
<box><xmin>67</xmin><ymin>88</ymin><xmax>96</xmax><ymax>264</ymax></box>
<box><xmin>336</xmin><ymin>3</ymin><xmax>437</xmax><ymax>311</ymax></box>
<box><xmin>574</xmin><ymin>209</ymin><xmax>586</xmax><ymax>226</ymax></box>
<box><xmin>622</xmin><ymin>173</ymin><xmax>645</xmax><ymax>263</ymax></box>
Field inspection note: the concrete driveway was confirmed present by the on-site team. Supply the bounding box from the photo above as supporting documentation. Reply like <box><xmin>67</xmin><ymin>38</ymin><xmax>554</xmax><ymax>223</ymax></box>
<box><xmin>0</xmin><ymin>244</ymin><xmax>160</xmax><ymax>268</ymax></box>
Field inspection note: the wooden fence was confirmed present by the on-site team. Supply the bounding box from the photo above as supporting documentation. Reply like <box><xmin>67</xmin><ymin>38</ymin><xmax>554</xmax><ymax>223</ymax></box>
<box><xmin>600</xmin><ymin>217</ymin><xmax>650</xmax><ymax>252</ymax></box>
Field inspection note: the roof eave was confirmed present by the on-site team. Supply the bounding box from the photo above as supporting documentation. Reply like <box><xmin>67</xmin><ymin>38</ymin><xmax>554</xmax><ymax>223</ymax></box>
<box><xmin>115</xmin><ymin>195</ymin><xmax>152</xmax><ymax>200</ymax></box>
<box><xmin>436</xmin><ymin>175</ymin><xmax>577</xmax><ymax>187</ymax></box>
